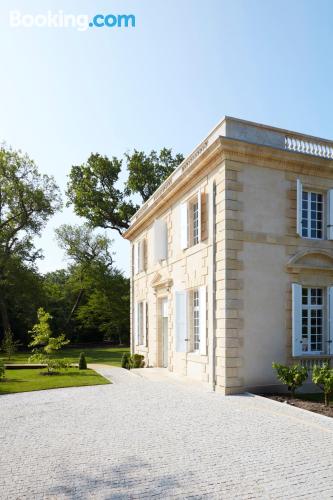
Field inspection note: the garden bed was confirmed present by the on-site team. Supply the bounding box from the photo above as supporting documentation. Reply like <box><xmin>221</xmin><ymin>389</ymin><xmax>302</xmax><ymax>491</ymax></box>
<box><xmin>262</xmin><ymin>394</ymin><xmax>333</xmax><ymax>418</ymax></box>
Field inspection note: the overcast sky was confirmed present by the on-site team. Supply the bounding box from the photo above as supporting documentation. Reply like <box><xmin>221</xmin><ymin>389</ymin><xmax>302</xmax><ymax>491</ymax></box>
<box><xmin>1</xmin><ymin>0</ymin><xmax>332</xmax><ymax>276</ymax></box>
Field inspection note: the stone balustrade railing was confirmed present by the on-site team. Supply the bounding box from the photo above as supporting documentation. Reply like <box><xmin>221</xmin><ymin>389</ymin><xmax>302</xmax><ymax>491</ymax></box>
<box><xmin>285</xmin><ymin>135</ymin><xmax>333</xmax><ymax>159</ymax></box>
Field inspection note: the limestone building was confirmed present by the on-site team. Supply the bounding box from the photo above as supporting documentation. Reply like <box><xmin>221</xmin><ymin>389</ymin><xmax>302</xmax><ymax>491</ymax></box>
<box><xmin>123</xmin><ymin>117</ymin><xmax>333</xmax><ymax>393</ymax></box>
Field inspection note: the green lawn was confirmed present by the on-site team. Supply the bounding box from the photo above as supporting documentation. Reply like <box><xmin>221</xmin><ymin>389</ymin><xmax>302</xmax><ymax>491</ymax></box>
<box><xmin>6</xmin><ymin>346</ymin><xmax>130</xmax><ymax>367</ymax></box>
<box><xmin>0</xmin><ymin>368</ymin><xmax>110</xmax><ymax>395</ymax></box>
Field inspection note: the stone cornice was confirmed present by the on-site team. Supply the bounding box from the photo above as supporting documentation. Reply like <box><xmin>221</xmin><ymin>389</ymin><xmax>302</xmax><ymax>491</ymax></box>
<box><xmin>124</xmin><ymin>134</ymin><xmax>333</xmax><ymax>241</ymax></box>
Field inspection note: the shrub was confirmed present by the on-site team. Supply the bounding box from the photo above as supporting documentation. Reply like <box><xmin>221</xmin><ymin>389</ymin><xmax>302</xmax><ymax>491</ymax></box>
<box><xmin>312</xmin><ymin>363</ymin><xmax>333</xmax><ymax>407</ymax></box>
<box><xmin>131</xmin><ymin>354</ymin><xmax>145</xmax><ymax>369</ymax></box>
<box><xmin>1</xmin><ymin>330</ymin><xmax>20</xmax><ymax>360</ymax></box>
<box><xmin>79</xmin><ymin>352</ymin><xmax>87</xmax><ymax>370</ymax></box>
<box><xmin>272</xmin><ymin>362</ymin><xmax>308</xmax><ymax>398</ymax></box>
<box><xmin>121</xmin><ymin>353</ymin><xmax>131</xmax><ymax>370</ymax></box>
<box><xmin>0</xmin><ymin>359</ymin><xmax>5</xmax><ymax>380</ymax></box>
<box><xmin>29</xmin><ymin>308</ymin><xmax>70</xmax><ymax>374</ymax></box>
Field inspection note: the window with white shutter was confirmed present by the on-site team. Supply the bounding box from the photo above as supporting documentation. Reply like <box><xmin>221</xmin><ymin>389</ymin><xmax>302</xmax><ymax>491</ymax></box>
<box><xmin>153</xmin><ymin>219</ymin><xmax>168</xmax><ymax>262</ymax></box>
<box><xmin>292</xmin><ymin>283</ymin><xmax>302</xmax><ymax>356</ymax></box>
<box><xmin>327</xmin><ymin>287</ymin><xmax>333</xmax><ymax>355</ymax></box>
<box><xmin>327</xmin><ymin>190</ymin><xmax>333</xmax><ymax>240</ymax></box>
<box><xmin>137</xmin><ymin>239</ymin><xmax>146</xmax><ymax>273</ymax></box>
<box><xmin>181</xmin><ymin>190</ymin><xmax>206</xmax><ymax>250</ymax></box>
<box><xmin>199</xmin><ymin>286</ymin><xmax>207</xmax><ymax>355</ymax></box>
<box><xmin>175</xmin><ymin>291</ymin><xmax>187</xmax><ymax>352</ymax></box>
<box><xmin>180</xmin><ymin>203</ymin><xmax>188</xmax><ymax>250</ymax></box>
<box><xmin>137</xmin><ymin>302</ymin><xmax>144</xmax><ymax>345</ymax></box>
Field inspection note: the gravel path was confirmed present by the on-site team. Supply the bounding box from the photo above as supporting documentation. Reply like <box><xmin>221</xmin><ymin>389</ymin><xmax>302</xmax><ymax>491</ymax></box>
<box><xmin>1</xmin><ymin>365</ymin><xmax>333</xmax><ymax>499</ymax></box>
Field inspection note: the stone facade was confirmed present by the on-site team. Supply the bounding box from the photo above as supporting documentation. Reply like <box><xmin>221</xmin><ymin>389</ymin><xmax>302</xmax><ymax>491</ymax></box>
<box><xmin>124</xmin><ymin>117</ymin><xmax>333</xmax><ymax>394</ymax></box>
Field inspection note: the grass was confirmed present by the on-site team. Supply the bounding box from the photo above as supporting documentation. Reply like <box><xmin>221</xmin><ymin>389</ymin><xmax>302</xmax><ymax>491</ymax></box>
<box><xmin>5</xmin><ymin>346</ymin><xmax>130</xmax><ymax>367</ymax></box>
<box><xmin>0</xmin><ymin>368</ymin><xmax>110</xmax><ymax>395</ymax></box>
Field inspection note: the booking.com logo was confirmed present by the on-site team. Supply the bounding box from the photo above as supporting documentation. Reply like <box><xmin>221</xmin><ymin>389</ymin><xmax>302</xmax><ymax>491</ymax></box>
<box><xmin>9</xmin><ymin>10</ymin><xmax>136</xmax><ymax>31</ymax></box>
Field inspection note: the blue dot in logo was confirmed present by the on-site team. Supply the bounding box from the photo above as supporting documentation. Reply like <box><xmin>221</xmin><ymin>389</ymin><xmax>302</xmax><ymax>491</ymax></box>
<box><xmin>89</xmin><ymin>22</ymin><xmax>93</xmax><ymax>27</ymax></box>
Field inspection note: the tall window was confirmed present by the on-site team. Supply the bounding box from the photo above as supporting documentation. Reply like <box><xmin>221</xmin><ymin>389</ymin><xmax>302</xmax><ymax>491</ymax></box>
<box><xmin>193</xmin><ymin>290</ymin><xmax>200</xmax><ymax>351</ymax></box>
<box><xmin>301</xmin><ymin>191</ymin><xmax>323</xmax><ymax>239</ymax></box>
<box><xmin>137</xmin><ymin>302</ymin><xmax>144</xmax><ymax>345</ymax></box>
<box><xmin>301</xmin><ymin>287</ymin><xmax>323</xmax><ymax>353</ymax></box>
<box><xmin>192</xmin><ymin>201</ymin><xmax>199</xmax><ymax>245</ymax></box>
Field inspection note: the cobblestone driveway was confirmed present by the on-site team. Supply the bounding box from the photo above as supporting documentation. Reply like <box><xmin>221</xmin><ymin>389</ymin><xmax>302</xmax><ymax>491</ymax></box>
<box><xmin>1</xmin><ymin>366</ymin><xmax>333</xmax><ymax>499</ymax></box>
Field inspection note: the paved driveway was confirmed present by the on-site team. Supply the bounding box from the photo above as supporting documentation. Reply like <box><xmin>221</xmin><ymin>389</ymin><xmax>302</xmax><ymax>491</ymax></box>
<box><xmin>1</xmin><ymin>366</ymin><xmax>333</xmax><ymax>499</ymax></box>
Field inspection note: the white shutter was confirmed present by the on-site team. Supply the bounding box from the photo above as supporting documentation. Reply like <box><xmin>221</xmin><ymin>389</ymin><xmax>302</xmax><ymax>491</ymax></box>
<box><xmin>134</xmin><ymin>303</ymin><xmax>139</xmax><ymax>345</ymax></box>
<box><xmin>292</xmin><ymin>283</ymin><xmax>302</xmax><ymax>356</ymax></box>
<box><xmin>197</xmin><ymin>191</ymin><xmax>202</xmax><ymax>243</ymax></box>
<box><xmin>327</xmin><ymin>287</ymin><xmax>333</xmax><ymax>355</ymax></box>
<box><xmin>327</xmin><ymin>190</ymin><xmax>333</xmax><ymax>240</ymax></box>
<box><xmin>296</xmin><ymin>179</ymin><xmax>303</xmax><ymax>237</ymax></box>
<box><xmin>175</xmin><ymin>291</ymin><xmax>187</xmax><ymax>352</ymax></box>
<box><xmin>199</xmin><ymin>286</ymin><xmax>207</xmax><ymax>355</ymax></box>
<box><xmin>153</xmin><ymin>219</ymin><xmax>167</xmax><ymax>262</ymax></box>
<box><xmin>136</xmin><ymin>242</ymin><xmax>140</xmax><ymax>273</ymax></box>
<box><xmin>180</xmin><ymin>202</ymin><xmax>188</xmax><ymax>250</ymax></box>
<box><xmin>133</xmin><ymin>243</ymin><xmax>138</xmax><ymax>275</ymax></box>
<box><xmin>143</xmin><ymin>301</ymin><xmax>147</xmax><ymax>347</ymax></box>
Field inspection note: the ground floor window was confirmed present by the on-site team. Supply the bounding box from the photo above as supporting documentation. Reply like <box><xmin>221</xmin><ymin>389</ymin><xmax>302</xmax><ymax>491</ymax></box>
<box><xmin>192</xmin><ymin>289</ymin><xmax>200</xmax><ymax>352</ymax></box>
<box><xmin>301</xmin><ymin>287</ymin><xmax>323</xmax><ymax>353</ymax></box>
<box><xmin>292</xmin><ymin>283</ymin><xmax>333</xmax><ymax>356</ymax></box>
<box><xmin>137</xmin><ymin>302</ymin><xmax>144</xmax><ymax>345</ymax></box>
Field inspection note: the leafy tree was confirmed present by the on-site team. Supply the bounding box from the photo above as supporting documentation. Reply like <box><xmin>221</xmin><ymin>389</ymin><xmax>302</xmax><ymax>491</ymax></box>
<box><xmin>67</xmin><ymin>149</ymin><xmax>183</xmax><ymax>234</ymax></box>
<box><xmin>67</xmin><ymin>154</ymin><xmax>137</xmax><ymax>235</ymax></box>
<box><xmin>29</xmin><ymin>307</ymin><xmax>69</xmax><ymax>374</ymax></box>
<box><xmin>0</xmin><ymin>145</ymin><xmax>61</xmax><ymax>338</ymax></box>
<box><xmin>74</xmin><ymin>266</ymin><xmax>130</xmax><ymax>344</ymax></box>
<box><xmin>55</xmin><ymin>224</ymin><xmax>114</xmax><ymax>326</ymax></box>
<box><xmin>125</xmin><ymin>148</ymin><xmax>184</xmax><ymax>202</ymax></box>
<box><xmin>312</xmin><ymin>363</ymin><xmax>333</xmax><ymax>407</ymax></box>
<box><xmin>272</xmin><ymin>362</ymin><xmax>308</xmax><ymax>398</ymax></box>
<box><xmin>1</xmin><ymin>330</ymin><xmax>20</xmax><ymax>360</ymax></box>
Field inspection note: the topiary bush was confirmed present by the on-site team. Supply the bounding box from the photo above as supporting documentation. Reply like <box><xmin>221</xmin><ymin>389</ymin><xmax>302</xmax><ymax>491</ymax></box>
<box><xmin>0</xmin><ymin>359</ymin><xmax>5</xmax><ymax>380</ymax></box>
<box><xmin>121</xmin><ymin>353</ymin><xmax>131</xmax><ymax>370</ymax></box>
<box><xmin>272</xmin><ymin>362</ymin><xmax>308</xmax><ymax>398</ymax></box>
<box><xmin>79</xmin><ymin>352</ymin><xmax>87</xmax><ymax>370</ymax></box>
<box><xmin>312</xmin><ymin>363</ymin><xmax>333</xmax><ymax>407</ymax></box>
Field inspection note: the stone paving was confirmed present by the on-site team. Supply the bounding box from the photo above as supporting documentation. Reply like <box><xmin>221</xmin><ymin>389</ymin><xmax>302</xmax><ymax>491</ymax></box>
<box><xmin>1</xmin><ymin>365</ymin><xmax>333</xmax><ymax>499</ymax></box>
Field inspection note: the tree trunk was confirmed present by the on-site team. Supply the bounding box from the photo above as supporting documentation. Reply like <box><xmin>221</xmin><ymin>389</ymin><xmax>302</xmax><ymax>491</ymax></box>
<box><xmin>325</xmin><ymin>393</ymin><xmax>329</xmax><ymax>407</ymax></box>
<box><xmin>65</xmin><ymin>288</ymin><xmax>84</xmax><ymax>326</ymax></box>
<box><xmin>0</xmin><ymin>295</ymin><xmax>11</xmax><ymax>339</ymax></box>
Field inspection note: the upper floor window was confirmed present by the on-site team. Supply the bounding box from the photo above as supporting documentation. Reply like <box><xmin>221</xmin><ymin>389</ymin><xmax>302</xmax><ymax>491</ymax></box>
<box><xmin>180</xmin><ymin>190</ymin><xmax>207</xmax><ymax>250</ymax></box>
<box><xmin>190</xmin><ymin>199</ymin><xmax>199</xmax><ymax>246</ymax></box>
<box><xmin>301</xmin><ymin>191</ymin><xmax>323</xmax><ymax>239</ymax></box>
<box><xmin>296</xmin><ymin>179</ymin><xmax>333</xmax><ymax>240</ymax></box>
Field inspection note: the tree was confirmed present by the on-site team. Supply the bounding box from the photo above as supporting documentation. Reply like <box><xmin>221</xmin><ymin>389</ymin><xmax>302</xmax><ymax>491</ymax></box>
<box><xmin>0</xmin><ymin>145</ymin><xmax>61</xmax><ymax>339</ymax></box>
<box><xmin>312</xmin><ymin>363</ymin><xmax>333</xmax><ymax>407</ymax></box>
<box><xmin>272</xmin><ymin>362</ymin><xmax>308</xmax><ymax>398</ymax></box>
<box><xmin>29</xmin><ymin>308</ymin><xmax>69</xmax><ymax>374</ymax></box>
<box><xmin>125</xmin><ymin>148</ymin><xmax>184</xmax><ymax>202</ymax></box>
<box><xmin>67</xmin><ymin>154</ymin><xmax>137</xmax><ymax>235</ymax></box>
<box><xmin>55</xmin><ymin>224</ymin><xmax>114</xmax><ymax>326</ymax></box>
<box><xmin>67</xmin><ymin>149</ymin><xmax>183</xmax><ymax>234</ymax></box>
<box><xmin>1</xmin><ymin>330</ymin><xmax>20</xmax><ymax>360</ymax></box>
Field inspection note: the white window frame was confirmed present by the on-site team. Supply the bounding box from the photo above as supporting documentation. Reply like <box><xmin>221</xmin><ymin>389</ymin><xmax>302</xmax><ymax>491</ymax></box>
<box><xmin>137</xmin><ymin>302</ymin><xmax>144</xmax><ymax>345</ymax></box>
<box><xmin>192</xmin><ymin>289</ymin><xmax>200</xmax><ymax>352</ymax></box>
<box><xmin>301</xmin><ymin>190</ymin><xmax>324</xmax><ymax>240</ymax></box>
<box><xmin>301</xmin><ymin>287</ymin><xmax>325</xmax><ymax>355</ymax></box>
